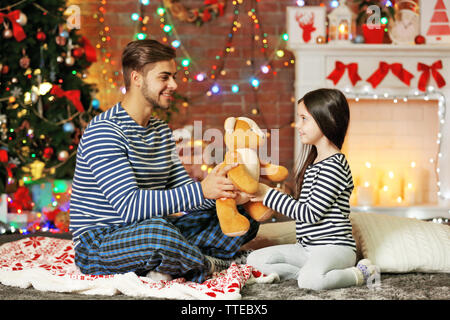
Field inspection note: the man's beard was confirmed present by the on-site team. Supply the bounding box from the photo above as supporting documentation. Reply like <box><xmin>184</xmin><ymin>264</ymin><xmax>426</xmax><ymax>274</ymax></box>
<box><xmin>141</xmin><ymin>81</ymin><xmax>169</xmax><ymax>110</ymax></box>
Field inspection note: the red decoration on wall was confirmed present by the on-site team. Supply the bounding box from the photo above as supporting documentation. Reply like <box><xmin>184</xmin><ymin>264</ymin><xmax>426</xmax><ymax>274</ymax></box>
<box><xmin>327</xmin><ymin>61</ymin><xmax>362</xmax><ymax>86</ymax></box>
<box><xmin>417</xmin><ymin>60</ymin><xmax>447</xmax><ymax>92</ymax></box>
<box><xmin>427</xmin><ymin>0</ymin><xmax>450</xmax><ymax>38</ymax></box>
<box><xmin>295</xmin><ymin>12</ymin><xmax>316</xmax><ymax>43</ymax></box>
<box><xmin>366</xmin><ymin>62</ymin><xmax>414</xmax><ymax>89</ymax></box>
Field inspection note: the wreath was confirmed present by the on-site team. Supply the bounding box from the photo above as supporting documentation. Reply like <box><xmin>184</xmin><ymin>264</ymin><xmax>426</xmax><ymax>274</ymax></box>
<box><xmin>163</xmin><ymin>0</ymin><xmax>227</xmax><ymax>24</ymax></box>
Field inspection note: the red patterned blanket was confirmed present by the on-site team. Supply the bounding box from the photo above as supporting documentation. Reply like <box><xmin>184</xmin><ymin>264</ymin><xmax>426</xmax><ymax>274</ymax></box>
<box><xmin>0</xmin><ymin>236</ymin><xmax>277</xmax><ymax>299</ymax></box>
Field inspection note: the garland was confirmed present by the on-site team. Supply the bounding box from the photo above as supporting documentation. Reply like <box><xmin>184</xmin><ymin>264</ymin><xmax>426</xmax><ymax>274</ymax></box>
<box><xmin>162</xmin><ymin>0</ymin><xmax>226</xmax><ymax>24</ymax></box>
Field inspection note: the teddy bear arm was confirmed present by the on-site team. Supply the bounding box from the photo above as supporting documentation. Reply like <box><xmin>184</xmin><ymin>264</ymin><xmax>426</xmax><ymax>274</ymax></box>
<box><xmin>260</xmin><ymin>162</ymin><xmax>289</xmax><ymax>182</ymax></box>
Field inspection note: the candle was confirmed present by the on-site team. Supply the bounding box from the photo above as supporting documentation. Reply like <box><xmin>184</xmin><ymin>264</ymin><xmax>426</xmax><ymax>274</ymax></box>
<box><xmin>338</xmin><ymin>21</ymin><xmax>348</xmax><ymax>40</ymax></box>
<box><xmin>378</xmin><ymin>185</ymin><xmax>392</xmax><ymax>206</ymax></box>
<box><xmin>404</xmin><ymin>162</ymin><xmax>425</xmax><ymax>204</ymax></box>
<box><xmin>356</xmin><ymin>182</ymin><xmax>374</xmax><ymax>206</ymax></box>
<box><xmin>404</xmin><ymin>182</ymin><xmax>416</xmax><ymax>205</ymax></box>
<box><xmin>382</xmin><ymin>170</ymin><xmax>402</xmax><ymax>201</ymax></box>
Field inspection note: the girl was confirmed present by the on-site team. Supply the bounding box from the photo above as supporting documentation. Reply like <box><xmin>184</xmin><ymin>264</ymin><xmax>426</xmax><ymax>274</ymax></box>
<box><xmin>247</xmin><ymin>88</ymin><xmax>379</xmax><ymax>290</ymax></box>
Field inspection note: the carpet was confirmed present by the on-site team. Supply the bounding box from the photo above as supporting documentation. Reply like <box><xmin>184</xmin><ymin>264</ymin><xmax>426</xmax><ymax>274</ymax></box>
<box><xmin>0</xmin><ymin>233</ymin><xmax>449</xmax><ymax>300</ymax></box>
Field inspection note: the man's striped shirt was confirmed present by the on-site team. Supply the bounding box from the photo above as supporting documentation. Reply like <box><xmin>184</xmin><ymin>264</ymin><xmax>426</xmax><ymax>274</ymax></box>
<box><xmin>69</xmin><ymin>103</ymin><xmax>214</xmax><ymax>248</ymax></box>
<box><xmin>263</xmin><ymin>153</ymin><xmax>356</xmax><ymax>250</ymax></box>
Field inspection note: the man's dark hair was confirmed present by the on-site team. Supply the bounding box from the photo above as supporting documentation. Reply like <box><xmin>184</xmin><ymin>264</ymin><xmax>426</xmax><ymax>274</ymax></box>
<box><xmin>121</xmin><ymin>39</ymin><xmax>176</xmax><ymax>90</ymax></box>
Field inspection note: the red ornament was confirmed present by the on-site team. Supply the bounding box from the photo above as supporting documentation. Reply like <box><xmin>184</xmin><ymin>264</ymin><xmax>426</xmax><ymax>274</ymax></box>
<box><xmin>72</xmin><ymin>47</ymin><xmax>84</xmax><ymax>58</ymax></box>
<box><xmin>1</xmin><ymin>65</ymin><xmax>9</xmax><ymax>74</ymax></box>
<box><xmin>43</xmin><ymin>147</ymin><xmax>54</xmax><ymax>159</ymax></box>
<box><xmin>415</xmin><ymin>35</ymin><xmax>426</xmax><ymax>45</ymax></box>
<box><xmin>36</xmin><ymin>31</ymin><xmax>47</xmax><ymax>41</ymax></box>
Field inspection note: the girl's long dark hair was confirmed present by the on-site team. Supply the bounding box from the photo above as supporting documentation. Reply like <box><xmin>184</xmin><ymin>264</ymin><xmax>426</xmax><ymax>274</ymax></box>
<box><xmin>294</xmin><ymin>88</ymin><xmax>350</xmax><ymax>199</ymax></box>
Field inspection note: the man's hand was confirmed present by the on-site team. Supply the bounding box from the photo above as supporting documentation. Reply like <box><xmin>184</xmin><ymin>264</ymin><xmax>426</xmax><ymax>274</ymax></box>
<box><xmin>235</xmin><ymin>191</ymin><xmax>251</xmax><ymax>205</ymax></box>
<box><xmin>201</xmin><ymin>163</ymin><xmax>238</xmax><ymax>199</ymax></box>
<box><xmin>248</xmin><ymin>183</ymin><xmax>271</xmax><ymax>202</ymax></box>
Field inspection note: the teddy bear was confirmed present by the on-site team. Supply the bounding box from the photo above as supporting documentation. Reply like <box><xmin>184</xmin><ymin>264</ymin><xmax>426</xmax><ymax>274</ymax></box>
<box><xmin>215</xmin><ymin>116</ymin><xmax>288</xmax><ymax>237</ymax></box>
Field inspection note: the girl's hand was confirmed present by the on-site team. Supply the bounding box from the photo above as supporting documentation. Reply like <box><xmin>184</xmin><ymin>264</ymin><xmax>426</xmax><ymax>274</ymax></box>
<box><xmin>248</xmin><ymin>183</ymin><xmax>271</xmax><ymax>202</ymax></box>
<box><xmin>235</xmin><ymin>191</ymin><xmax>250</xmax><ymax>205</ymax></box>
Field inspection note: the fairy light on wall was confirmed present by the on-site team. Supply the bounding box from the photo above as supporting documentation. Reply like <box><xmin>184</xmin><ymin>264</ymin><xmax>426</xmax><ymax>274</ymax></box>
<box><xmin>111</xmin><ymin>0</ymin><xmax>296</xmax><ymax>129</ymax></box>
<box><xmin>93</xmin><ymin>0</ymin><xmax>123</xmax><ymax>95</ymax></box>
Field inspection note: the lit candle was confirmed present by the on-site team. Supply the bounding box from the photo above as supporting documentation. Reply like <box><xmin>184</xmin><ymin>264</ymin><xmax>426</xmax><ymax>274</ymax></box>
<box><xmin>356</xmin><ymin>181</ymin><xmax>374</xmax><ymax>206</ymax></box>
<box><xmin>404</xmin><ymin>182</ymin><xmax>416</xmax><ymax>205</ymax></box>
<box><xmin>378</xmin><ymin>185</ymin><xmax>392</xmax><ymax>206</ymax></box>
<box><xmin>338</xmin><ymin>21</ymin><xmax>348</xmax><ymax>40</ymax></box>
<box><xmin>382</xmin><ymin>170</ymin><xmax>402</xmax><ymax>202</ymax></box>
<box><xmin>404</xmin><ymin>161</ymin><xmax>425</xmax><ymax>204</ymax></box>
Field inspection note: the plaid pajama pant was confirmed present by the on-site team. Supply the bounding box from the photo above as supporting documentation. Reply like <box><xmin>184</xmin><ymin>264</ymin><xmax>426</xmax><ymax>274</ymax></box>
<box><xmin>74</xmin><ymin>206</ymin><xmax>259</xmax><ymax>283</ymax></box>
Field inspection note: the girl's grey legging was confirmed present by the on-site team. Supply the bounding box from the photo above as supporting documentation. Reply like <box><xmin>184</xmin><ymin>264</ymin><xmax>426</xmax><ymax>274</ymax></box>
<box><xmin>247</xmin><ymin>243</ymin><xmax>358</xmax><ymax>290</ymax></box>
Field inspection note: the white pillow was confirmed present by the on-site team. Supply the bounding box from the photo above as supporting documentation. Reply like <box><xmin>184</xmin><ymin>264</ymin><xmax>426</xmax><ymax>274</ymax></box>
<box><xmin>350</xmin><ymin>212</ymin><xmax>450</xmax><ymax>273</ymax></box>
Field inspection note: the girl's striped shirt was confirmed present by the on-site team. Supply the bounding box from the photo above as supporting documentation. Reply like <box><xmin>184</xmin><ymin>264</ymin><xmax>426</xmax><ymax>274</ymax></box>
<box><xmin>263</xmin><ymin>153</ymin><xmax>356</xmax><ymax>250</ymax></box>
<box><xmin>69</xmin><ymin>102</ymin><xmax>215</xmax><ymax>248</ymax></box>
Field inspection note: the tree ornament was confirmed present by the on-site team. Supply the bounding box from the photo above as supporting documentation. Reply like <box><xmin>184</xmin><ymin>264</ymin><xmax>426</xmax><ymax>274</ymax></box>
<box><xmin>19</xmin><ymin>49</ymin><xmax>30</xmax><ymax>69</ymax></box>
<box><xmin>65</xmin><ymin>38</ymin><xmax>75</xmax><ymax>66</ymax></box>
<box><xmin>55</xmin><ymin>25</ymin><xmax>67</xmax><ymax>46</ymax></box>
<box><xmin>21</xmin><ymin>146</ymin><xmax>30</xmax><ymax>157</ymax></box>
<box><xmin>43</xmin><ymin>147</ymin><xmax>54</xmax><ymax>159</ymax></box>
<box><xmin>28</xmin><ymin>159</ymin><xmax>45</xmax><ymax>180</ymax></box>
<box><xmin>57</xmin><ymin>150</ymin><xmax>69</xmax><ymax>161</ymax></box>
<box><xmin>55</xmin><ymin>35</ymin><xmax>66</xmax><ymax>46</ymax></box>
<box><xmin>65</xmin><ymin>56</ymin><xmax>75</xmax><ymax>66</ymax></box>
<box><xmin>1</xmin><ymin>64</ymin><xmax>9</xmax><ymax>74</ymax></box>
<box><xmin>2</xmin><ymin>22</ymin><xmax>13</xmax><ymax>39</ymax></box>
<box><xmin>63</xmin><ymin>122</ymin><xmax>75</xmax><ymax>133</ymax></box>
<box><xmin>15</xmin><ymin>12</ymin><xmax>27</xmax><ymax>26</ymax></box>
<box><xmin>72</xmin><ymin>47</ymin><xmax>84</xmax><ymax>58</ymax></box>
<box><xmin>36</xmin><ymin>30</ymin><xmax>47</xmax><ymax>42</ymax></box>
<box><xmin>56</xmin><ymin>56</ymin><xmax>64</xmax><ymax>63</ymax></box>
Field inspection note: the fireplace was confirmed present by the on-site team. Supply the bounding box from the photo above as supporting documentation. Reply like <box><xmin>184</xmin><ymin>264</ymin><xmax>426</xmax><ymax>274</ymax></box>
<box><xmin>286</xmin><ymin>41</ymin><xmax>450</xmax><ymax>220</ymax></box>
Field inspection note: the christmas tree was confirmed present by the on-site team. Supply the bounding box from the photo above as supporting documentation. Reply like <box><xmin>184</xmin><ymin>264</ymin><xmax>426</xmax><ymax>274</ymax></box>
<box><xmin>0</xmin><ymin>0</ymin><xmax>99</xmax><ymax>194</ymax></box>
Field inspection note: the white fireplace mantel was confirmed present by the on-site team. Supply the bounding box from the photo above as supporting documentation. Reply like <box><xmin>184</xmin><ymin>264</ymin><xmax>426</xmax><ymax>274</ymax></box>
<box><xmin>286</xmin><ymin>42</ymin><xmax>450</xmax><ymax>217</ymax></box>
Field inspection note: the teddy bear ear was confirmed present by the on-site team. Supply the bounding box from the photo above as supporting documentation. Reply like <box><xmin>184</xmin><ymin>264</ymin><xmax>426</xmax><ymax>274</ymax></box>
<box><xmin>224</xmin><ymin>117</ymin><xmax>236</xmax><ymax>133</ymax></box>
<box><xmin>237</xmin><ymin>117</ymin><xmax>265</xmax><ymax>139</ymax></box>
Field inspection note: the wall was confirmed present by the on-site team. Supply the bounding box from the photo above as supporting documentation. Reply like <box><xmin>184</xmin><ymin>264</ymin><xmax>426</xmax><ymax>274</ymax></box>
<box><xmin>70</xmin><ymin>0</ymin><xmax>307</xmax><ymax>183</ymax></box>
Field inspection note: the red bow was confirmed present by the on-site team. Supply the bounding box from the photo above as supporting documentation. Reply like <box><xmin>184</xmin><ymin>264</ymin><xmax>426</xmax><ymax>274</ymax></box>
<box><xmin>417</xmin><ymin>60</ymin><xmax>446</xmax><ymax>92</ymax></box>
<box><xmin>50</xmin><ymin>85</ymin><xmax>85</xmax><ymax>113</ymax></box>
<box><xmin>80</xmin><ymin>36</ymin><xmax>97</xmax><ymax>63</ymax></box>
<box><xmin>202</xmin><ymin>8</ymin><xmax>211</xmax><ymax>22</ymax></box>
<box><xmin>367</xmin><ymin>62</ymin><xmax>414</xmax><ymax>89</ymax></box>
<box><xmin>0</xmin><ymin>150</ymin><xmax>8</xmax><ymax>163</ymax></box>
<box><xmin>0</xmin><ymin>10</ymin><xmax>26</xmax><ymax>42</ymax></box>
<box><xmin>327</xmin><ymin>61</ymin><xmax>362</xmax><ymax>86</ymax></box>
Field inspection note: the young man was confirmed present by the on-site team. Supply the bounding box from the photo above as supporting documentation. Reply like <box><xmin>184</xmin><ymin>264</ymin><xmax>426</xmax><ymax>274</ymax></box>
<box><xmin>69</xmin><ymin>40</ymin><xmax>259</xmax><ymax>283</ymax></box>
